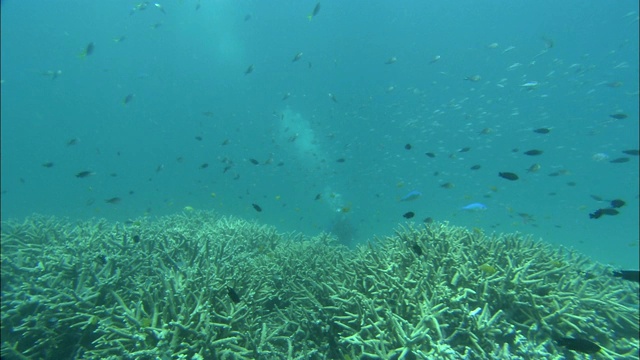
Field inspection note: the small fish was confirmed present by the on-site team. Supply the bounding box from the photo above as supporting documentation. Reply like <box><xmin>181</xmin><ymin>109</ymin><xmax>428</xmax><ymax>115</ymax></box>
<box><xmin>403</xmin><ymin>211</ymin><xmax>415</xmax><ymax>219</ymax></box>
<box><xmin>556</xmin><ymin>337</ymin><xmax>601</xmax><ymax>354</ymax></box>
<box><xmin>199</xmin><ymin>163</ymin><xmax>209</xmax><ymax>169</ymax></box>
<box><xmin>308</xmin><ymin>2</ymin><xmax>320</xmax><ymax>20</ymax></box>
<box><xmin>202</xmin><ymin>111</ymin><xmax>214</xmax><ymax>117</ymax></box>
<box><xmin>520</xmin><ymin>81</ymin><xmax>539</xmax><ymax>89</ymax></box>
<box><xmin>458</xmin><ymin>147</ymin><xmax>471</xmax><ymax>153</ymax></box>
<box><xmin>589</xmin><ymin>208</ymin><xmax>619</xmax><ymax>219</ymax></box>
<box><xmin>610</xmin><ymin>199</ymin><xmax>625</xmax><ymax>208</ymax></box>
<box><xmin>423</xmin><ymin>217</ymin><xmax>434</xmax><ymax>224</ymax></box>
<box><xmin>428</xmin><ymin>55</ymin><xmax>441</xmax><ymax>64</ymax></box>
<box><xmin>523</xmin><ymin>149</ymin><xmax>543</xmax><ymax>156</ymax></box>
<box><xmin>590</xmin><ymin>194</ymin><xmax>604</xmax><ymax>201</ymax></box>
<box><xmin>80</xmin><ymin>42</ymin><xmax>94</xmax><ymax>57</ymax></box>
<box><xmin>153</xmin><ymin>3</ymin><xmax>166</xmax><ymax>14</ymax></box>
<box><xmin>622</xmin><ymin>149</ymin><xmax>639</xmax><ymax>156</ymax></box>
<box><xmin>425</xmin><ymin>152</ymin><xmax>435</xmax><ymax>158</ymax></box>
<box><xmin>440</xmin><ymin>182</ymin><xmax>454</xmax><ymax>189</ymax></box>
<box><xmin>227</xmin><ymin>286</ymin><xmax>241</xmax><ymax>303</ymax></box>
<box><xmin>328</xmin><ymin>93</ymin><xmax>338</xmax><ymax>103</ymax></box>
<box><xmin>526</xmin><ymin>164</ymin><xmax>541</xmax><ymax>173</ymax></box>
<box><xmin>609</xmin><ymin>157</ymin><xmax>629</xmax><ymax>163</ymax></box>
<box><xmin>411</xmin><ymin>244</ymin><xmax>423</xmax><ymax>256</ymax></box>
<box><xmin>282</xmin><ymin>92</ymin><xmax>291</xmax><ymax>100</ymax></box>
<box><xmin>244</xmin><ymin>64</ymin><xmax>254</xmax><ymax>75</ymax></box>
<box><xmin>533</xmin><ymin>127</ymin><xmax>551</xmax><ymax>134</ymax></box>
<box><xmin>41</xmin><ymin>162</ymin><xmax>54</xmax><ymax>168</ymax></box>
<box><xmin>464</xmin><ymin>75</ymin><xmax>481</xmax><ymax>82</ymax></box>
<box><xmin>123</xmin><ymin>94</ymin><xmax>134</xmax><ymax>105</ymax></box>
<box><xmin>113</xmin><ymin>35</ymin><xmax>126</xmax><ymax>43</ymax></box>
<box><xmin>385</xmin><ymin>56</ymin><xmax>397</xmax><ymax>64</ymax></box>
<box><xmin>249</xmin><ymin>159</ymin><xmax>259</xmax><ymax>165</ymax></box>
<box><xmin>404</xmin><ymin>143</ymin><xmax>412</xmax><ymax>150</ymax></box>
<box><xmin>252</xmin><ymin>203</ymin><xmax>262</xmax><ymax>212</ymax></box>
<box><xmin>470</xmin><ymin>164</ymin><xmax>481</xmax><ymax>170</ymax></box>
<box><xmin>105</xmin><ymin>197</ymin><xmax>121</xmax><ymax>204</ymax></box>
<box><xmin>336</xmin><ymin>158</ymin><xmax>345</xmax><ymax>163</ymax></box>
<box><xmin>194</xmin><ymin>136</ymin><xmax>202</xmax><ymax>141</ymax></box>
<box><xmin>130</xmin><ymin>1</ymin><xmax>149</xmax><ymax>14</ymax></box>
<box><xmin>462</xmin><ymin>203</ymin><xmax>487</xmax><ymax>211</ymax></box>
<box><xmin>292</xmin><ymin>52</ymin><xmax>303</xmax><ymax>62</ymax></box>
<box><xmin>42</xmin><ymin>69</ymin><xmax>63</xmax><ymax>80</ymax></box>
<box><xmin>66</xmin><ymin>138</ymin><xmax>79</xmax><ymax>146</ymax></box>
<box><xmin>75</xmin><ymin>171</ymin><xmax>95</xmax><ymax>178</ymax></box>
<box><xmin>612</xmin><ymin>270</ymin><xmax>640</xmax><ymax>283</ymax></box>
<box><xmin>400</xmin><ymin>190</ymin><xmax>421</xmax><ymax>202</ymax></box>
<box><xmin>609</xmin><ymin>113</ymin><xmax>628</xmax><ymax>120</ymax></box>
<box><xmin>478</xmin><ymin>264</ymin><xmax>497</xmax><ymax>275</ymax></box>
<box><xmin>498</xmin><ymin>172</ymin><xmax>519</xmax><ymax>181</ymax></box>
<box><xmin>314</xmin><ymin>193</ymin><xmax>322</xmax><ymax>200</ymax></box>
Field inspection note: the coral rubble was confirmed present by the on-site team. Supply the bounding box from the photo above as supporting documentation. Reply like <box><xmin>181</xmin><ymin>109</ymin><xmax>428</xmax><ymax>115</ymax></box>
<box><xmin>1</xmin><ymin>212</ymin><xmax>638</xmax><ymax>359</ymax></box>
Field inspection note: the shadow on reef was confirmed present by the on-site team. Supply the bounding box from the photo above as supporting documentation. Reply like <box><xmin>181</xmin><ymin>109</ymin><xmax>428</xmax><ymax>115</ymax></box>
<box><xmin>327</xmin><ymin>213</ymin><xmax>357</xmax><ymax>248</ymax></box>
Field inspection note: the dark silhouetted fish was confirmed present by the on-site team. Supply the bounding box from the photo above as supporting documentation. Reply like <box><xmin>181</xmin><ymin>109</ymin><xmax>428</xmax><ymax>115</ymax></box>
<box><xmin>610</xmin><ymin>199</ymin><xmax>625</xmax><ymax>208</ymax></box>
<box><xmin>621</xmin><ymin>149</ymin><xmax>639</xmax><ymax>156</ymax></box>
<box><xmin>80</xmin><ymin>42</ymin><xmax>94</xmax><ymax>57</ymax></box>
<box><xmin>123</xmin><ymin>94</ymin><xmax>134</xmax><ymax>105</ymax></box>
<box><xmin>613</xmin><ymin>270</ymin><xmax>640</xmax><ymax>283</ymax></box>
<box><xmin>498</xmin><ymin>172</ymin><xmax>519</xmax><ymax>181</ymax></box>
<box><xmin>227</xmin><ymin>286</ymin><xmax>241</xmax><ymax>303</ymax></box>
<box><xmin>308</xmin><ymin>2</ymin><xmax>320</xmax><ymax>19</ymax></box>
<box><xmin>609</xmin><ymin>157</ymin><xmax>629</xmax><ymax>163</ymax></box>
<box><xmin>252</xmin><ymin>203</ymin><xmax>262</xmax><ymax>212</ymax></box>
<box><xmin>609</xmin><ymin>113</ymin><xmax>628</xmax><ymax>120</ymax></box>
<box><xmin>589</xmin><ymin>208</ymin><xmax>619</xmax><ymax>219</ymax></box>
<box><xmin>556</xmin><ymin>337</ymin><xmax>600</xmax><ymax>354</ymax></box>
<box><xmin>523</xmin><ymin>149</ymin><xmax>543</xmax><ymax>156</ymax></box>
<box><xmin>403</xmin><ymin>211</ymin><xmax>415</xmax><ymax>219</ymax></box>
<box><xmin>76</xmin><ymin>171</ymin><xmax>95</xmax><ymax>178</ymax></box>
<box><xmin>533</xmin><ymin>127</ymin><xmax>551</xmax><ymax>134</ymax></box>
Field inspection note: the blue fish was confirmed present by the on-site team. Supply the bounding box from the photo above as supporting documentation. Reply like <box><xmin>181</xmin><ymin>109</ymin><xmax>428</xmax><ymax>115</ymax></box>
<box><xmin>400</xmin><ymin>190</ymin><xmax>422</xmax><ymax>202</ymax></box>
<box><xmin>462</xmin><ymin>202</ymin><xmax>487</xmax><ymax>211</ymax></box>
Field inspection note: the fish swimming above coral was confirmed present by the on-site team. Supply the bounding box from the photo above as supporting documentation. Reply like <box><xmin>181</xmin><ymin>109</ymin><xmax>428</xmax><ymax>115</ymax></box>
<box><xmin>612</xmin><ymin>270</ymin><xmax>640</xmax><ymax>283</ymax></box>
<box><xmin>555</xmin><ymin>337</ymin><xmax>601</xmax><ymax>354</ymax></box>
<box><xmin>461</xmin><ymin>203</ymin><xmax>487</xmax><ymax>211</ymax></box>
<box><xmin>399</xmin><ymin>190</ymin><xmax>421</xmax><ymax>202</ymax></box>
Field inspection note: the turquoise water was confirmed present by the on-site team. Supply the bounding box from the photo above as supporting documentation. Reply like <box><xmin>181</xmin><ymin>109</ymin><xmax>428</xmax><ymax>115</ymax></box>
<box><xmin>1</xmin><ymin>1</ymin><xmax>638</xmax><ymax>268</ymax></box>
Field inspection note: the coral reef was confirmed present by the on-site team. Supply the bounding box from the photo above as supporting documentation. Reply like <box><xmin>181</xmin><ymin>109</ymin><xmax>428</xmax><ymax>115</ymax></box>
<box><xmin>1</xmin><ymin>212</ymin><xmax>638</xmax><ymax>359</ymax></box>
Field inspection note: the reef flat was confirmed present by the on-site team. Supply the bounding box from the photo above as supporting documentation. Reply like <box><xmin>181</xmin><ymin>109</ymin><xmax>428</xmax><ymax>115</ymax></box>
<box><xmin>1</xmin><ymin>211</ymin><xmax>638</xmax><ymax>359</ymax></box>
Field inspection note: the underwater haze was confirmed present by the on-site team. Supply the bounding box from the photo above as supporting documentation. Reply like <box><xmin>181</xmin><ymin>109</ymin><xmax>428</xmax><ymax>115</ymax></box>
<box><xmin>1</xmin><ymin>1</ymin><xmax>639</xmax><ymax>268</ymax></box>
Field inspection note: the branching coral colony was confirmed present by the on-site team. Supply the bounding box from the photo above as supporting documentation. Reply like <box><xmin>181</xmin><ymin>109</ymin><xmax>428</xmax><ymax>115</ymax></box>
<box><xmin>1</xmin><ymin>212</ymin><xmax>638</xmax><ymax>359</ymax></box>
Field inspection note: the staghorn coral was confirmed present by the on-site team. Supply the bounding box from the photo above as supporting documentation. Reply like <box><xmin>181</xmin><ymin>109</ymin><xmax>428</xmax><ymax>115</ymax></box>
<box><xmin>1</xmin><ymin>212</ymin><xmax>638</xmax><ymax>359</ymax></box>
